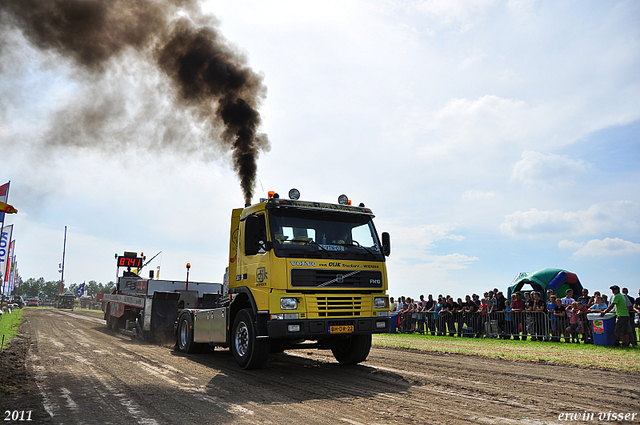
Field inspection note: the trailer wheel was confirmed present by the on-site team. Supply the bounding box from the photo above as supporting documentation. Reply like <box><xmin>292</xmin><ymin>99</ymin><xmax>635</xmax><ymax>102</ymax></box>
<box><xmin>231</xmin><ymin>309</ymin><xmax>270</xmax><ymax>369</ymax></box>
<box><xmin>114</xmin><ymin>316</ymin><xmax>125</xmax><ymax>331</ymax></box>
<box><xmin>331</xmin><ymin>334</ymin><xmax>372</xmax><ymax>365</ymax></box>
<box><xmin>177</xmin><ymin>313</ymin><xmax>196</xmax><ymax>354</ymax></box>
<box><xmin>105</xmin><ymin>304</ymin><xmax>114</xmax><ymax>331</ymax></box>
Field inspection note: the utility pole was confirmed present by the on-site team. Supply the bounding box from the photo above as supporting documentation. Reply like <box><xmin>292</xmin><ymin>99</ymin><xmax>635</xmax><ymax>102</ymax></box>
<box><xmin>60</xmin><ymin>225</ymin><xmax>67</xmax><ymax>294</ymax></box>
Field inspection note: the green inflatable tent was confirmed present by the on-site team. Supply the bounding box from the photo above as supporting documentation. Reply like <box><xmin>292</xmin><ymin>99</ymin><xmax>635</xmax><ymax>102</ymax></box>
<box><xmin>507</xmin><ymin>268</ymin><xmax>583</xmax><ymax>302</ymax></box>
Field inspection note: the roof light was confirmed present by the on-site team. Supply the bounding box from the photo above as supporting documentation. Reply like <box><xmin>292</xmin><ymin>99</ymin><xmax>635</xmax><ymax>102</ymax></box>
<box><xmin>268</xmin><ymin>191</ymin><xmax>275</xmax><ymax>199</ymax></box>
<box><xmin>338</xmin><ymin>194</ymin><xmax>349</xmax><ymax>205</ymax></box>
<box><xmin>288</xmin><ymin>188</ymin><xmax>300</xmax><ymax>200</ymax></box>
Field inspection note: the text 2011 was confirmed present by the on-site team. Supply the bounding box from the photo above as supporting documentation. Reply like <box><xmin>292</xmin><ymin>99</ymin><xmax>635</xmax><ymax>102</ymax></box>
<box><xmin>3</xmin><ymin>411</ymin><xmax>32</xmax><ymax>421</ymax></box>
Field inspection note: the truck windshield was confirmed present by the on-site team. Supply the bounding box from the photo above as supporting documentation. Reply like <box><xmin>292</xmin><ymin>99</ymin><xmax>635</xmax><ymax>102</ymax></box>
<box><xmin>268</xmin><ymin>208</ymin><xmax>384</xmax><ymax>261</ymax></box>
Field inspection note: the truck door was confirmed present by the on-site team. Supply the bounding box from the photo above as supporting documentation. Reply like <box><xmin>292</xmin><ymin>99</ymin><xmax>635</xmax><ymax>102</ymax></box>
<box><xmin>240</xmin><ymin>214</ymin><xmax>270</xmax><ymax>311</ymax></box>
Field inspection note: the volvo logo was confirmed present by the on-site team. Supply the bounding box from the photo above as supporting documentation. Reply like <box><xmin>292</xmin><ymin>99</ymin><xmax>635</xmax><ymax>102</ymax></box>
<box><xmin>318</xmin><ymin>270</ymin><xmax>360</xmax><ymax>287</ymax></box>
<box><xmin>290</xmin><ymin>260</ymin><xmax>317</xmax><ymax>267</ymax></box>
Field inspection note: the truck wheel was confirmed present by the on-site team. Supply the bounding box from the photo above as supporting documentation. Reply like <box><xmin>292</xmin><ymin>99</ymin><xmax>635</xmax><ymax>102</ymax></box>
<box><xmin>231</xmin><ymin>309</ymin><xmax>270</xmax><ymax>369</ymax></box>
<box><xmin>177</xmin><ymin>313</ymin><xmax>196</xmax><ymax>353</ymax></box>
<box><xmin>331</xmin><ymin>334</ymin><xmax>372</xmax><ymax>365</ymax></box>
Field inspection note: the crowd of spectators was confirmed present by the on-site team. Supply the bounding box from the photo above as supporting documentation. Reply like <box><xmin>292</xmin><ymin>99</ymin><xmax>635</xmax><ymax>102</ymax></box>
<box><xmin>390</xmin><ymin>286</ymin><xmax>639</xmax><ymax>348</ymax></box>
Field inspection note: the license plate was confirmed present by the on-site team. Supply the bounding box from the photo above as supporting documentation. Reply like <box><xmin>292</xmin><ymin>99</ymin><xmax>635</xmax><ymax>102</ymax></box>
<box><xmin>329</xmin><ymin>325</ymin><xmax>354</xmax><ymax>334</ymax></box>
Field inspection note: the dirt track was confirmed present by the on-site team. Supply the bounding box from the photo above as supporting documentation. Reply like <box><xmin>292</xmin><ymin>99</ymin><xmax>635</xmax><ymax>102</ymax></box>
<box><xmin>2</xmin><ymin>308</ymin><xmax>639</xmax><ymax>424</ymax></box>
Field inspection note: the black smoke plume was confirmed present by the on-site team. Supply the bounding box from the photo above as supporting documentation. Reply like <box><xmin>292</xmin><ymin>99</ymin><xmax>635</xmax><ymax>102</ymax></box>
<box><xmin>0</xmin><ymin>0</ymin><xmax>269</xmax><ymax>204</ymax></box>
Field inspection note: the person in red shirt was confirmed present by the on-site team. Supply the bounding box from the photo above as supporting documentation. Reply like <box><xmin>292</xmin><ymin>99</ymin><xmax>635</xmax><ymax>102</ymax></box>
<box><xmin>576</xmin><ymin>302</ymin><xmax>590</xmax><ymax>343</ymax></box>
<box><xmin>511</xmin><ymin>291</ymin><xmax>527</xmax><ymax>341</ymax></box>
<box><xmin>477</xmin><ymin>298</ymin><xmax>489</xmax><ymax>338</ymax></box>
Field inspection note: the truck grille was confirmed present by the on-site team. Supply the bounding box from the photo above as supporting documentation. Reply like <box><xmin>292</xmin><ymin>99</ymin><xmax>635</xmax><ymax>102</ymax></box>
<box><xmin>291</xmin><ymin>269</ymin><xmax>383</xmax><ymax>288</ymax></box>
<box><xmin>307</xmin><ymin>296</ymin><xmax>369</xmax><ymax>318</ymax></box>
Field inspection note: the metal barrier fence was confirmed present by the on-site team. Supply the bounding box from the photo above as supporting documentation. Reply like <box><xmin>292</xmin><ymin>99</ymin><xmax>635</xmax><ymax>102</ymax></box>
<box><xmin>394</xmin><ymin>310</ymin><xmax>593</xmax><ymax>342</ymax></box>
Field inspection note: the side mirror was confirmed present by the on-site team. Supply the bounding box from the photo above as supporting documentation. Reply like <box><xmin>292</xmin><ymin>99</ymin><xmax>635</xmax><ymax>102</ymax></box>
<box><xmin>382</xmin><ymin>232</ymin><xmax>391</xmax><ymax>257</ymax></box>
<box><xmin>244</xmin><ymin>215</ymin><xmax>261</xmax><ymax>256</ymax></box>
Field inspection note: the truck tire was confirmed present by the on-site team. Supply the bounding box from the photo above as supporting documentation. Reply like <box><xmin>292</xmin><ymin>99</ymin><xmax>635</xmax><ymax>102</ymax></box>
<box><xmin>177</xmin><ymin>313</ymin><xmax>196</xmax><ymax>354</ymax></box>
<box><xmin>331</xmin><ymin>334</ymin><xmax>372</xmax><ymax>365</ymax></box>
<box><xmin>231</xmin><ymin>309</ymin><xmax>270</xmax><ymax>369</ymax></box>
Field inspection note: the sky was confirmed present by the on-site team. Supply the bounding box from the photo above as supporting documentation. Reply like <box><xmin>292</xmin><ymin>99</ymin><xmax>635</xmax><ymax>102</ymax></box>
<box><xmin>1</xmin><ymin>0</ymin><xmax>639</xmax><ymax>299</ymax></box>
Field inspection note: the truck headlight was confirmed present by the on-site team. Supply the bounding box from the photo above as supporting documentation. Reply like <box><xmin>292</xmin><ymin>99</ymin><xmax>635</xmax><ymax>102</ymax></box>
<box><xmin>374</xmin><ymin>297</ymin><xmax>387</xmax><ymax>309</ymax></box>
<box><xmin>281</xmin><ymin>298</ymin><xmax>298</xmax><ymax>310</ymax></box>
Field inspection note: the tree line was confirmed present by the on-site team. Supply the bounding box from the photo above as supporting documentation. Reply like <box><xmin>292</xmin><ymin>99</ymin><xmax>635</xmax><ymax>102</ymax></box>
<box><xmin>12</xmin><ymin>278</ymin><xmax>115</xmax><ymax>300</ymax></box>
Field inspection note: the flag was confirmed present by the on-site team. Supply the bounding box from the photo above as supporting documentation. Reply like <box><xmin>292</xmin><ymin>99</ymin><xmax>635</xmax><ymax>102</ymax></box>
<box><xmin>77</xmin><ymin>282</ymin><xmax>85</xmax><ymax>298</ymax></box>
<box><xmin>0</xmin><ymin>202</ymin><xmax>18</xmax><ymax>214</ymax></box>
<box><xmin>12</xmin><ymin>261</ymin><xmax>18</xmax><ymax>290</ymax></box>
<box><xmin>0</xmin><ymin>224</ymin><xmax>12</xmax><ymax>284</ymax></box>
<box><xmin>8</xmin><ymin>254</ymin><xmax>16</xmax><ymax>294</ymax></box>
<box><xmin>0</xmin><ymin>182</ymin><xmax>9</xmax><ymax>224</ymax></box>
<box><xmin>1</xmin><ymin>240</ymin><xmax>13</xmax><ymax>295</ymax></box>
<box><xmin>5</xmin><ymin>240</ymin><xmax>14</xmax><ymax>284</ymax></box>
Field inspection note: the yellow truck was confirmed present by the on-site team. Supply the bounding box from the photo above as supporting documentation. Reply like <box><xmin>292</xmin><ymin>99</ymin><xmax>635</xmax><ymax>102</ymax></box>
<box><xmin>112</xmin><ymin>189</ymin><xmax>391</xmax><ymax>369</ymax></box>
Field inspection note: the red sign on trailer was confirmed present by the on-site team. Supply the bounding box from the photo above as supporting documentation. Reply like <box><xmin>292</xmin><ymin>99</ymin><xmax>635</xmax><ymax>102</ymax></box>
<box><xmin>118</xmin><ymin>256</ymin><xmax>143</xmax><ymax>268</ymax></box>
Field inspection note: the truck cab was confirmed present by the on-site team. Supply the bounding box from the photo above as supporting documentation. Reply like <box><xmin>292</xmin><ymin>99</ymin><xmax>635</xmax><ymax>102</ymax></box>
<box><xmin>177</xmin><ymin>190</ymin><xmax>391</xmax><ymax>369</ymax></box>
<box><xmin>57</xmin><ymin>293</ymin><xmax>75</xmax><ymax>310</ymax></box>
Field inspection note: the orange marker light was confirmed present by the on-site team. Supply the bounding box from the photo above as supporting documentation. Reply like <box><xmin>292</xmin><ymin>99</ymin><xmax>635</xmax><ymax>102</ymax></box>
<box><xmin>268</xmin><ymin>191</ymin><xmax>275</xmax><ymax>198</ymax></box>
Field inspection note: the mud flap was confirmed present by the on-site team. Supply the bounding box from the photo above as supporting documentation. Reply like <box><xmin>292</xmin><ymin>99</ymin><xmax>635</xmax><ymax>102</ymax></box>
<box><xmin>151</xmin><ymin>292</ymin><xmax>180</xmax><ymax>332</ymax></box>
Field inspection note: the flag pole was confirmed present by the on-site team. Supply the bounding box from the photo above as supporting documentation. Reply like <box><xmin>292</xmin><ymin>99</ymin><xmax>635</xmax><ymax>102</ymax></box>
<box><xmin>0</xmin><ymin>180</ymin><xmax>9</xmax><ymax>296</ymax></box>
<box><xmin>60</xmin><ymin>225</ymin><xmax>67</xmax><ymax>294</ymax></box>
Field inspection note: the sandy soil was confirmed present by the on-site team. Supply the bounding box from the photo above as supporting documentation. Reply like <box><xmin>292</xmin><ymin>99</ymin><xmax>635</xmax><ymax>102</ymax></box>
<box><xmin>1</xmin><ymin>308</ymin><xmax>639</xmax><ymax>424</ymax></box>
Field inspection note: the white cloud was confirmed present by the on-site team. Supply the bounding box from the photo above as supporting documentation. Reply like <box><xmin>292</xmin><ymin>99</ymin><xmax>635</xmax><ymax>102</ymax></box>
<box><xmin>558</xmin><ymin>240</ymin><xmax>583</xmax><ymax>250</ymax></box>
<box><xmin>425</xmin><ymin>253</ymin><xmax>479</xmax><ymax>270</ymax></box>
<box><xmin>507</xmin><ymin>0</ymin><xmax>537</xmax><ymax>18</ymax></box>
<box><xmin>415</xmin><ymin>95</ymin><xmax>533</xmax><ymax>158</ymax></box>
<box><xmin>383</xmin><ymin>222</ymin><xmax>473</xmax><ymax>295</ymax></box>
<box><xmin>501</xmin><ymin>201</ymin><xmax>639</xmax><ymax>237</ymax></box>
<box><xmin>386</xmin><ymin>252</ymin><xmax>479</xmax><ymax>297</ymax></box>
<box><xmin>511</xmin><ymin>150</ymin><xmax>589</xmax><ymax>188</ymax></box>
<box><xmin>560</xmin><ymin>238</ymin><xmax>640</xmax><ymax>258</ymax></box>
<box><xmin>388</xmin><ymin>223</ymin><xmax>464</xmax><ymax>260</ymax></box>
<box><xmin>462</xmin><ymin>190</ymin><xmax>495</xmax><ymax>200</ymax></box>
<box><xmin>501</xmin><ymin>208</ymin><xmax>579</xmax><ymax>236</ymax></box>
<box><xmin>414</xmin><ymin>0</ymin><xmax>497</xmax><ymax>30</ymax></box>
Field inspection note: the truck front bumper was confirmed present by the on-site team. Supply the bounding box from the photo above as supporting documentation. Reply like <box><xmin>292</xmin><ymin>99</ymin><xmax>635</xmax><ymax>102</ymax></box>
<box><xmin>266</xmin><ymin>317</ymin><xmax>390</xmax><ymax>339</ymax></box>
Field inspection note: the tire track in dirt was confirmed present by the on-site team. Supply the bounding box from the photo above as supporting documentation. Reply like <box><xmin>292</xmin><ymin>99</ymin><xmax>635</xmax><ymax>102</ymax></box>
<box><xmin>18</xmin><ymin>309</ymin><xmax>640</xmax><ymax>425</ymax></box>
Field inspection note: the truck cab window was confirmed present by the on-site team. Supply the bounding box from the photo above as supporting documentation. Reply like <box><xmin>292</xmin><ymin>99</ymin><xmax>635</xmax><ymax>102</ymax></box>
<box><xmin>245</xmin><ymin>214</ymin><xmax>268</xmax><ymax>255</ymax></box>
<box><xmin>269</xmin><ymin>209</ymin><xmax>383</xmax><ymax>261</ymax></box>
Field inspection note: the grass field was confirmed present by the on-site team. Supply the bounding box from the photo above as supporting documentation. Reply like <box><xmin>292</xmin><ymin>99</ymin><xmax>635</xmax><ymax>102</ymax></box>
<box><xmin>72</xmin><ymin>308</ymin><xmax>104</xmax><ymax>315</ymax></box>
<box><xmin>24</xmin><ymin>306</ymin><xmax>103</xmax><ymax>315</ymax></box>
<box><xmin>373</xmin><ymin>332</ymin><xmax>640</xmax><ymax>372</ymax></box>
<box><xmin>0</xmin><ymin>309</ymin><xmax>24</xmax><ymax>350</ymax></box>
